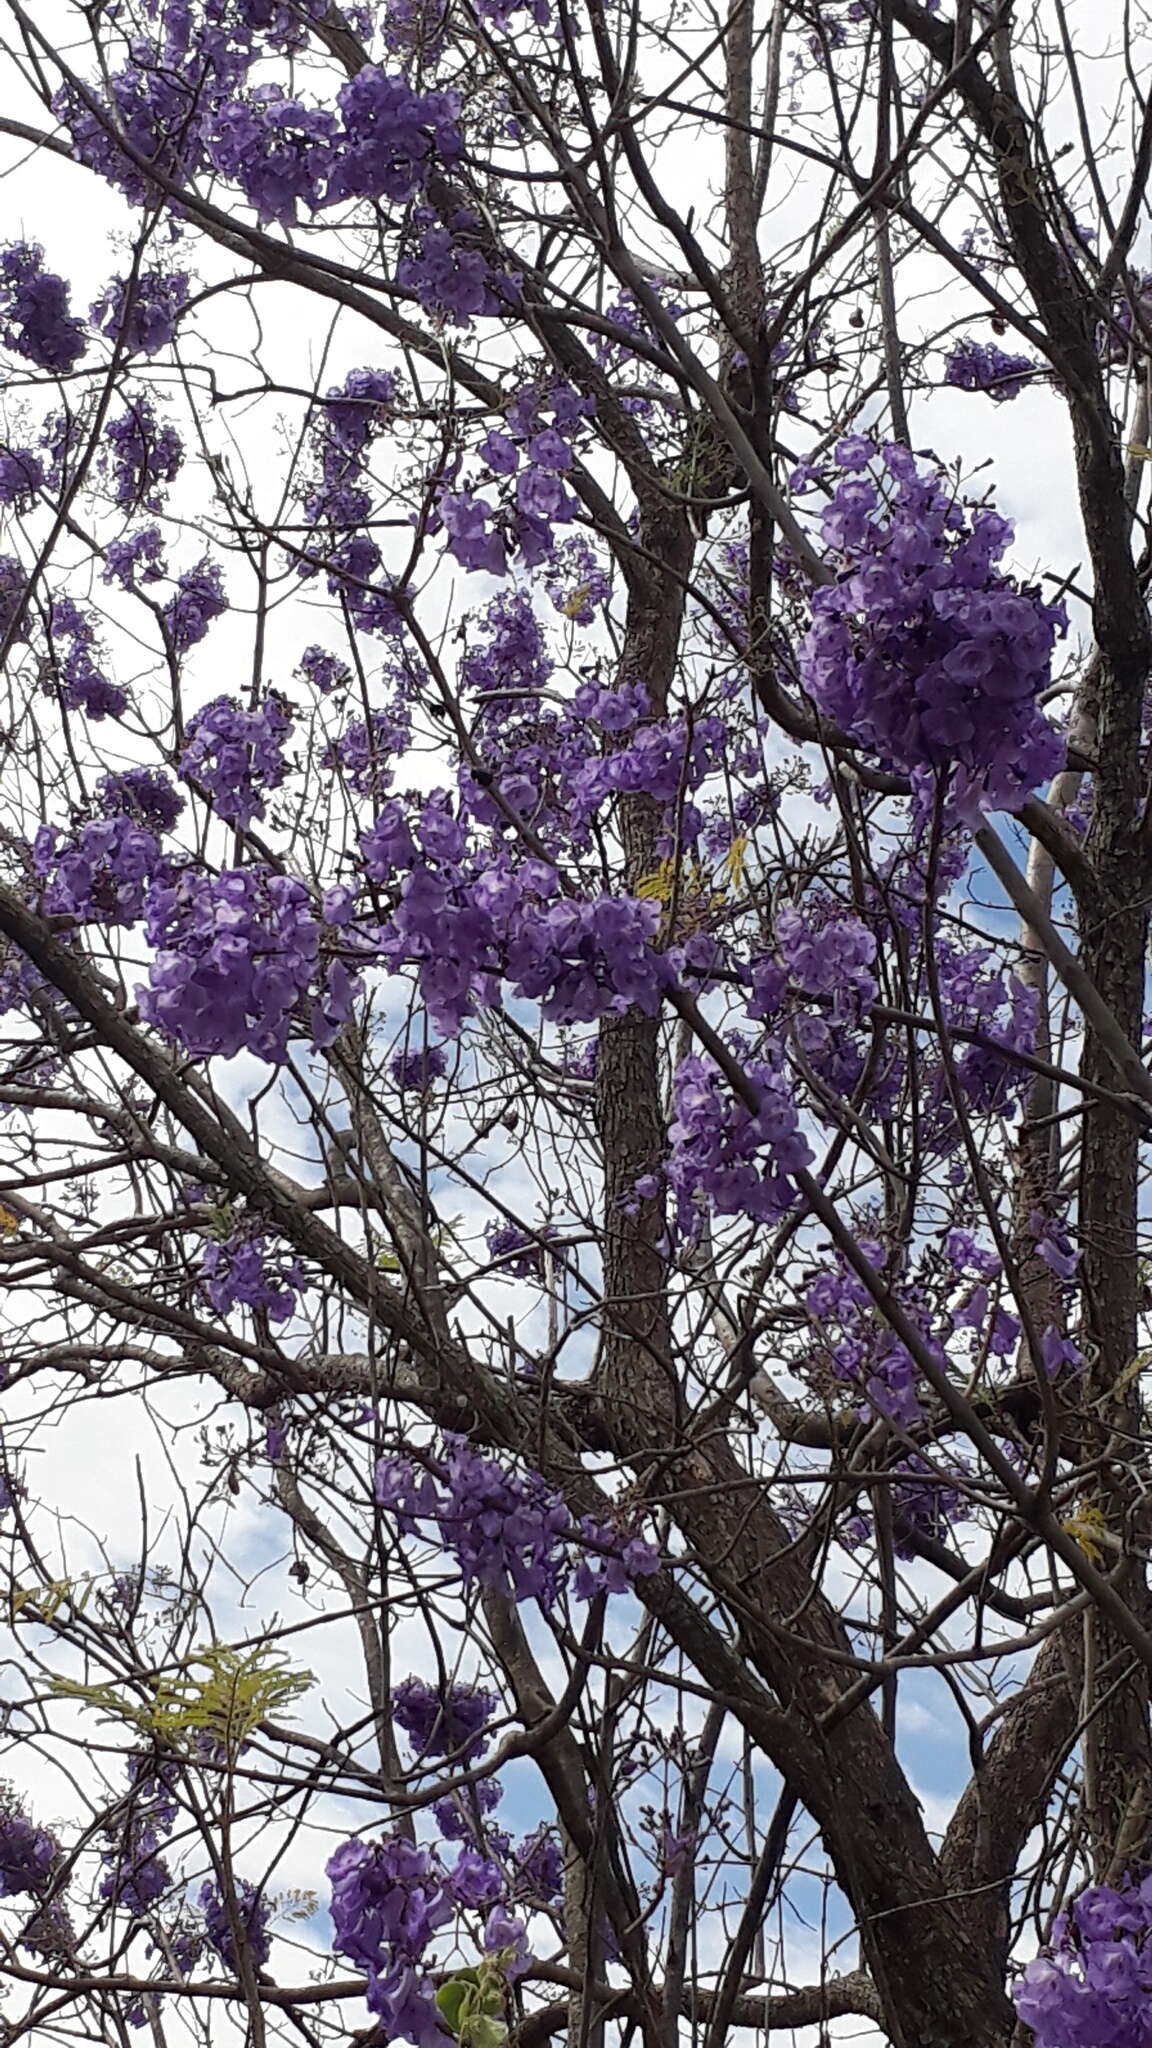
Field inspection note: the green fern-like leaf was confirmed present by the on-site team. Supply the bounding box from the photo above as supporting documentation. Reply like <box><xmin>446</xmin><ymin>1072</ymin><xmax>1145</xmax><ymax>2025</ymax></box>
<box><xmin>149</xmin><ymin>1644</ymin><xmax>313</xmax><ymax>1752</ymax></box>
<box><xmin>54</xmin><ymin>1644</ymin><xmax>312</xmax><ymax>1754</ymax></box>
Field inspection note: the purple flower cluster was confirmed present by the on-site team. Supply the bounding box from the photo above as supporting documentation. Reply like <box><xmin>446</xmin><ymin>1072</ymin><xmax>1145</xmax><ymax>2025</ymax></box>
<box><xmin>1015</xmin><ymin>1874</ymin><xmax>1152</xmax><ymax>2046</ymax></box>
<box><xmin>328</xmin><ymin>1832</ymin><xmax>531</xmax><ymax>2044</ymax></box>
<box><xmin>376</xmin><ymin>1437</ymin><xmax>658</xmax><ymax>1608</ymax></box>
<box><xmin>319</xmin><ymin>368</ymin><xmax>399</xmax><ymax>463</ymax></box>
<box><xmin>163</xmin><ymin>559</ymin><xmax>229</xmax><ymax>654</ymax></box>
<box><xmin>57</xmin><ymin>57</ymin><xmax>209</xmax><ymax>207</ymax></box>
<box><xmin>0</xmin><ymin>1792</ymin><xmax>60</xmax><ymax>1898</ymax></box>
<box><xmin>805</xmin><ymin>1253</ymin><xmax>943</xmax><ymax>1428</ymax></box>
<box><xmin>52</xmin><ymin>598</ymin><xmax>125</xmax><ymax>720</ymax></box>
<box><xmin>0</xmin><ymin>555</ymin><xmax>28</xmax><ymax>647</ymax></box>
<box><xmin>298</xmin><ymin>644</ymin><xmax>351</xmax><ymax>695</ymax></box>
<box><xmin>544</xmin><ymin>535</ymin><xmax>612</xmax><ymax>622</ymax></box>
<box><xmin>568</xmin><ymin>709</ymin><xmax>727</xmax><ymax>821</ymax></box>
<box><xmin>100</xmin><ymin>1757</ymin><xmax>178</xmax><ymax>1918</ymax></box>
<box><xmin>503</xmin><ymin>894</ymin><xmax>666</xmax><ymax>1026</ymax></box>
<box><xmin>96</xmin><ymin>767</ymin><xmax>185</xmax><ymax>833</ymax></box>
<box><xmin>384</xmin><ymin>0</ymin><xmax>449</xmax><ymax>61</ymax></box>
<box><xmin>200</xmin><ymin>1231</ymin><xmax>304</xmax><ymax>1324</ymax></box>
<box><xmin>392</xmin><ymin>1677</ymin><xmax>495</xmax><ymax>1762</ymax></box>
<box><xmin>207</xmin><ymin>88</ymin><xmax>338</xmax><ymax>227</ymax></box>
<box><xmin>323</xmin><ymin>703</ymin><xmax>410</xmax><ymax>796</ymax></box>
<box><xmin>328</xmin><ymin>1835</ymin><xmax>454</xmax><ymax>2045</ymax></box>
<box><xmin>512</xmin><ymin>1827</ymin><xmax>564</xmax><ymax>1906</ymax></box>
<box><xmin>360</xmin><ymin>806</ymin><xmax>667</xmax><ymax>1035</ymax></box>
<box><xmin>326</xmin><ymin>67</ymin><xmax>462</xmax><ymax>206</ymax></box>
<box><xmin>51</xmin><ymin>595</ymin><xmax>127</xmax><ymax>720</ymax></box>
<box><xmin>102</xmin><ymin>524</ymin><xmax>168</xmax><ymax>590</ymax></box>
<box><xmin>33</xmin><ymin>817</ymin><xmax>162</xmax><ymax>927</ymax></box>
<box><xmin>389</xmin><ymin>1043</ymin><xmax>448</xmax><ymax>1092</ymax></box>
<box><xmin>438</xmin><ymin>490</ymin><xmax>508</xmax><ymax>577</ymax></box>
<box><xmin>572</xmin><ymin>1520</ymin><xmax>663</xmax><ymax>1600</ymax></box>
<box><xmin>774</xmin><ymin>903</ymin><xmax>878</xmax><ymax>1013</ymax></box>
<box><xmin>95</xmin><ymin>56</ymin><xmax>465</xmax><ymax>229</ymax></box>
<box><xmin>798</xmin><ymin>441</ymin><xmax>1066</xmax><ymax>816</ymax></box>
<box><xmin>943</xmin><ymin>337</ymin><xmax>1036</xmax><ymax>402</ymax></box>
<box><xmin>398</xmin><ymin>211</ymin><xmax>518</xmax><ymax>326</ymax></box>
<box><xmin>179</xmin><ymin>694</ymin><xmax>292</xmax><ymax>826</ymax></box>
<box><xmin>199</xmin><ymin>1877</ymin><xmax>271</xmax><ymax>1973</ymax></box>
<box><xmin>0</xmin><ymin>446</ymin><xmax>44</xmax><ymax>505</ymax></box>
<box><xmin>461</xmin><ymin>591</ymin><xmax>552</xmax><ymax>697</ymax></box>
<box><xmin>0</xmin><ymin>243</ymin><xmax>87</xmax><ymax>372</ymax></box>
<box><xmin>299</xmin><ymin>368</ymin><xmax>406</xmax><ymax>632</ymax></box>
<box><xmin>665</xmin><ymin>1053</ymin><xmax>813</xmax><ymax>1233</ymax></box>
<box><xmin>91</xmin><ymin>269</ymin><xmax>191</xmax><ymax>356</ymax></box>
<box><xmin>924</xmin><ymin>943</ymin><xmax>1040</xmax><ymax>1148</ymax></box>
<box><xmin>437</xmin><ymin>387</ymin><xmax>590</xmax><ymax>578</ymax></box>
<box><xmin>485</xmin><ymin>1221</ymin><xmax>557</xmax><ymax>1278</ymax></box>
<box><xmin>433</xmin><ymin>1777</ymin><xmax>504</xmax><ymax>1844</ymax></box>
<box><xmin>138</xmin><ymin>866</ymin><xmax>352</xmax><ymax>1062</ymax></box>
<box><xmin>103</xmin><ymin>394</ymin><xmax>184</xmax><ymax>511</ymax></box>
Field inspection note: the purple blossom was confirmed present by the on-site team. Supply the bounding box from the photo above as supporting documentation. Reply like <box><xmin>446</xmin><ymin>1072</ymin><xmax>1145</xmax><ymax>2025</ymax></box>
<box><xmin>1033</xmin><ymin>1212</ymin><xmax>1079</xmax><ymax>1281</ymax></box>
<box><xmin>326</xmin><ymin>68</ymin><xmax>462</xmax><ymax>206</ymax></box>
<box><xmin>482</xmin><ymin>1905</ymin><xmax>531</xmax><ymax>1977</ymax></box>
<box><xmin>199</xmin><ymin>1878</ymin><xmax>271</xmax><ymax>1973</ymax></box>
<box><xmin>50</xmin><ymin>597</ymin><xmax>127</xmax><ymax>720</ymax></box>
<box><xmin>512</xmin><ymin>1828</ymin><xmax>563</xmax><ymax>1905</ymax></box>
<box><xmin>102</xmin><ymin>525</ymin><xmax>167</xmax><ymax>589</ymax></box>
<box><xmin>327</xmin><ymin>1836</ymin><xmax>453</xmax><ymax>2041</ymax></box>
<box><xmin>804</xmin><ymin>1255</ymin><xmax>940</xmax><ymax>1429</ymax></box>
<box><xmin>798</xmin><ymin>445</ymin><xmax>1065</xmax><ymax>817</ymax></box>
<box><xmin>461</xmin><ymin>591</ymin><xmax>551</xmax><ymax>696</ymax></box>
<box><xmin>207</xmin><ymin>89</ymin><xmax>337</xmax><ymax>226</ymax></box>
<box><xmin>389</xmin><ymin>1043</ymin><xmax>448</xmax><ymax>1092</ymax></box>
<box><xmin>297</xmin><ymin>645</ymin><xmax>351</xmax><ymax>695</ymax></box>
<box><xmin>0</xmin><ymin>1793</ymin><xmax>60</xmax><ymax>1898</ymax></box>
<box><xmin>572</xmin><ymin>1520</ymin><xmax>661</xmax><ymax>1599</ymax></box>
<box><xmin>666</xmin><ymin>1053</ymin><xmax>813</xmax><ymax>1234</ymax></box>
<box><xmin>1015</xmin><ymin>1874</ymin><xmax>1152</xmax><ymax>2046</ymax></box>
<box><xmin>392</xmin><ymin>1676</ymin><xmax>495</xmax><ymax>1761</ymax></box>
<box><xmin>91</xmin><ymin>269</ymin><xmax>191</xmax><ymax>356</ymax></box>
<box><xmin>433</xmin><ymin>1779</ymin><xmax>505</xmax><ymax>1843</ymax></box>
<box><xmin>139</xmin><ymin>866</ymin><xmax>338</xmax><ymax>1063</ymax></box>
<box><xmin>775</xmin><ymin>904</ymin><xmax>878</xmax><ymax>1013</ymax></box>
<box><xmin>1041</xmin><ymin>1327</ymin><xmax>1084</xmax><ymax>1377</ymax></box>
<box><xmin>55</xmin><ymin>60</ymin><xmax>211</xmax><ymax>208</ymax></box>
<box><xmin>34</xmin><ymin>817</ymin><xmax>161</xmax><ymax>926</ymax></box>
<box><xmin>0</xmin><ymin>243</ymin><xmax>87</xmax><ymax>372</ymax></box>
<box><xmin>99</xmin><ymin>1757</ymin><xmax>178</xmax><ymax>1919</ymax></box>
<box><xmin>324</xmin><ymin>703</ymin><xmax>410</xmax><ymax>796</ymax></box>
<box><xmin>398</xmin><ymin>215</ymin><xmax>515</xmax><ymax>325</ymax></box>
<box><xmin>0</xmin><ymin>446</ymin><xmax>44</xmax><ymax>505</ymax></box>
<box><xmin>439</xmin><ymin>491</ymin><xmax>507</xmax><ymax>576</ymax></box>
<box><xmin>485</xmin><ymin>1221</ymin><xmax>558</xmax><ymax>1277</ymax></box>
<box><xmin>481</xmin><ymin>431</ymin><xmax>519</xmax><ymax>475</ymax></box>
<box><xmin>200</xmin><ymin>1231</ymin><xmax>304</xmax><ymax>1323</ymax></box>
<box><xmin>179</xmin><ymin>694</ymin><xmax>292</xmax><ymax>825</ymax></box>
<box><xmin>943</xmin><ymin>337</ymin><xmax>1036</xmax><ymax>401</ymax></box>
<box><xmin>544</xmin><ymin>536</ymin><xmax>611</xmax><ymax>621</ymax></box>
<box><xmin>316</xmin><ymin>368</ymin><xmax>399</xmax><ymax>465</ymax></box>
<box><xmin>104</xmin><ymin>394</ymin><xmax>184</xmax><ymax>511</ymax></box>
<box><xmin>375</xmin><ymin>1437</ymin><xmax>656</xmax><ymax>1609</ymax></box>
<box><xmin>448</xmin><ymin>1849</ymin><xmax>505</xmax><ymax>1910</ymax></box>
<box><xmin>163</xmin><ymin>559</ymin><xmax>228</xmax><ymax>654</ymax></box>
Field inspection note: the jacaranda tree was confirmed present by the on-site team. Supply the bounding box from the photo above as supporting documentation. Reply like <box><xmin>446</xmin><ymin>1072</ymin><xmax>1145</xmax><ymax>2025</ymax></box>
<box><xmin>0</xmin><ymin>0</ymin><xmax>1148</xmax><ymax>2042</ymax></box>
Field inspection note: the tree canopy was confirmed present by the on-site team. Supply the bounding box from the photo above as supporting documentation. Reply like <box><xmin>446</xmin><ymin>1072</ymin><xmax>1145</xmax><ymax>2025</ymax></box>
<box><xmin>0</xmin><ymin>2</ymin><xmax>1149</xmax><ymax>2045</ymax></box>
